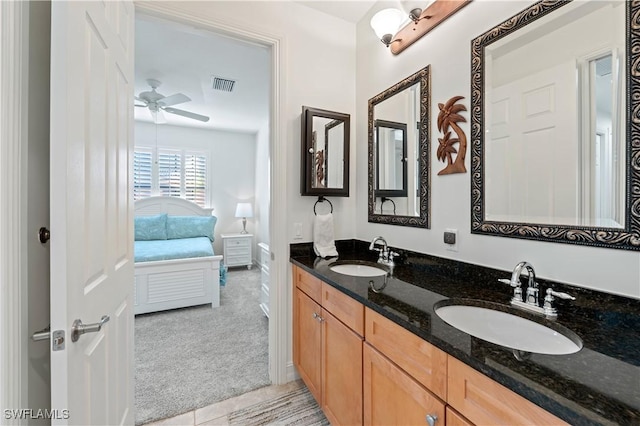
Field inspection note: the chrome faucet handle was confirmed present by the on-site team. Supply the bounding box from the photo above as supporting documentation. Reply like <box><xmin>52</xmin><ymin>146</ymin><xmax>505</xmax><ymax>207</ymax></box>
<box><xmin>498</xmin><ymin>278</ymin><xmax>523</xmax><ymax>302</ymax></box>
<box><xmin>546</xmin><ymin>289</ymin><xmax>575</xmax><ymax>300</ymax></box>
<box><xmin>543</xmin><ymin>288</ymin><xmax>575</xmax><ymax>317</ymax></box>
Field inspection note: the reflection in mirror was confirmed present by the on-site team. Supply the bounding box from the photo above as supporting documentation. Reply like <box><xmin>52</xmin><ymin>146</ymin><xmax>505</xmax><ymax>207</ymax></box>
<box><xmin>471</xmin><ymin>1</ymin><xmax>639</xmax><ymax>250</ymax></box>
<box><xmin>375</xmin><ymin>120</ymin><xmax>407</xmax><ymax>198</ymax></box>
<box><xmin>311</xmin><ymin>116</ymin><xmax>345</xmax><ymax>189</ymax></box>
<box><xmin>301</xmin><ymin>106</ymin><xmax>350</xmax><ymax>197</ymax></box>
<box><xmin>369</xmin><ymin>66</ymin><xmax>430</xmax><ymax>227</ymax></box>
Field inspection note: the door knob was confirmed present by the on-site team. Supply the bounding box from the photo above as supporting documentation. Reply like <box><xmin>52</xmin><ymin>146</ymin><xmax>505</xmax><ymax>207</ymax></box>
<box><xmin>71</xmin><ymin>315</ymin><xmax>110</xmax><ymax>342</ymax></box>
<box><xmin>426</xmin><ymin>414</ymin><xmax>438</xmax><ymax>426</ymax></box>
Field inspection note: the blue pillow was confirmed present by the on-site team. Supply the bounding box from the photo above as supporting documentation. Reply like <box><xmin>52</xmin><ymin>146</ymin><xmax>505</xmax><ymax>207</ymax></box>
<box><xmin>166</xmin><ymin>216</ymin><xmax>217</xmax><ymax>242</ymax></box>
<box><xmin>134</xmin><ymin>214</ymin><xmax>168</xmax><ymax>241</ymax></box>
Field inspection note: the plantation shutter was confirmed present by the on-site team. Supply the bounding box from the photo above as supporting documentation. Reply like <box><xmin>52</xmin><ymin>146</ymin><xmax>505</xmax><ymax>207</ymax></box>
<box><xmin>158</xmin><ymin>149</ymin><xmax>182</xmax><ymax>198</ymax></box>
<box><xmin>185</xmin><ymin>152</ymin><xmax>207</xmax><ymax>207</ymax></box>
<box><xmin>133</xmin><ymin>148</ymin><xmax>153</xmax><ymax>200</ymax></box>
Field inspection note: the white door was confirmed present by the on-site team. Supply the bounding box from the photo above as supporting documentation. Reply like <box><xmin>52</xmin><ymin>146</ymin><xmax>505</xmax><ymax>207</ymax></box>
<box><xmin>49</xmin><ymin>1</ymin><xmax>135</xmax><ymax>424</ymax></box>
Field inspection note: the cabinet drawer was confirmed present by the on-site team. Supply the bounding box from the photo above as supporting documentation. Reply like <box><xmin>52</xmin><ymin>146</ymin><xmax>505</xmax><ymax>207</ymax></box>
<box><xmin>226</xmin><ymin>254</ymin><xmax>251</xmax><ymax>266</ymax></box>
<box><xmin>365</xmin><ymin>307</ymin><xmax>447</xmax><ymax>400</ymax></box>
<box><xmin>294</xmin><ymin>266</ymin><xmax>322</xmax><ymax>303</ymax></box>
<box><xmin>447</xmin><ymin>356</ymin><xmax>569</xmax><ymax>426</ymax></box>
<box><xmin>322</xmin><ymin>282</ymin><xmax>364</xmax><ymax>336</ymax></box>
<box><xmin>225</xmin><ymin>238</ymin><xmax>250</xmax><ymax>248</ymax></box>
<box><xmin>226</xmin><ymin>246</ymin><xmax>250</xmax><ymax>256</ymax></box>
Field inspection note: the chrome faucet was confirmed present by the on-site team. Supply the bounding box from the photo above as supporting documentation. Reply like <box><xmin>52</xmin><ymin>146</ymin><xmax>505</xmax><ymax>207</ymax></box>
<box><xmin>499</xmin><ymin>261</ymin><xmax>543</xmax><ymax>314</ymax></box>
<box><xmin>369</xmin><ymin>236</ymin><xmax>398</xmax><ymax>267</ymax></box>
<box><xmin>499</xmin><ymin>261</ymin><xmax>576</xmax><ymax>318</ymax></box>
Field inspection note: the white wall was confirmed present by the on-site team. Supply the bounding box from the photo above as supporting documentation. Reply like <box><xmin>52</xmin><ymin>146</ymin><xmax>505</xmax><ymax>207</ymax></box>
<box><xmin>356</xmin><ymin>0</ymin><xmax>640</xmax><ymax>299</ymax></box>
<box><xmin>135</xmin><ymin>121</ymin><xmax>259</xmax><ymax>255</ymax></box>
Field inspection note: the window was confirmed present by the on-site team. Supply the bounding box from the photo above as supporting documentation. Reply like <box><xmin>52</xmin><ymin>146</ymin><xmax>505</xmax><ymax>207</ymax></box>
<box><xmin>133</xmin><ymin>147</ymin><xmax>208</xmax><ymax>207</ymax></box>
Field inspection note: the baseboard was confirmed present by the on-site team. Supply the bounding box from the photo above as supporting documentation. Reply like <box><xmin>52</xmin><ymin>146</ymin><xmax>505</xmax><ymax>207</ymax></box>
<box><xmin>286</xmin><ymin>361</ymin><xmax>299</xmax><ymax>383</ymax></box>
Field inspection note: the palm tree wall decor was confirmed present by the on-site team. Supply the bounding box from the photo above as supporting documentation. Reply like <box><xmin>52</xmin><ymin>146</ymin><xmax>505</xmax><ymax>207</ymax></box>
<box><xmin>436</xmin><ymin>95</ymin><xmax>467</xmax><ymax>175</ymax></box>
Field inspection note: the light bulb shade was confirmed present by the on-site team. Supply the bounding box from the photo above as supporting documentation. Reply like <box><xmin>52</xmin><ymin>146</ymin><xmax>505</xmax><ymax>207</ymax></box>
<box><xmin>235</xmin><ymin>202</ymin><xmax>253</xmax><ymax>218</ymax></box>
<box><xmin>370</xmin><ymin>8</ymin><xmax>404</xmax><ymax>41</ymax></box>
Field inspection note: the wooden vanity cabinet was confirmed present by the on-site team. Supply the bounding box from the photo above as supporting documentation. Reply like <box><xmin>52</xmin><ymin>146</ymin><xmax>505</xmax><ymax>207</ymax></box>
<box><xmin>447</xmin><ymin>356</ymin><xmax>569</xmax><ymax>426</ymax></box>
<box><xmin>293</xmin><ymin>266</ymin><xmax>363</xmax><ymax>426</ymax></box>
<box><xmin>293</xmin><ymin>265</ymin><xmax>569</xmax><ymax>426</ymax></box>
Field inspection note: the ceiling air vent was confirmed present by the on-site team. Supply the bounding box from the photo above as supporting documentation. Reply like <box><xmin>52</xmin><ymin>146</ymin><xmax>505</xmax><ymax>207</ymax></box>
<box><xmin>212</xmin><ymin>76</ymin><xmax>236</xmax><ymax>92</ymax></box>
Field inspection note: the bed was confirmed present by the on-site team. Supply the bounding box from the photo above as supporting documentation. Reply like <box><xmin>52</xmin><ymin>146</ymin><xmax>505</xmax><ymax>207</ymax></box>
<box><xmin>134</xmin><ymin>197</ymin><xmax>224</xmax><ymax>315</ymax></box>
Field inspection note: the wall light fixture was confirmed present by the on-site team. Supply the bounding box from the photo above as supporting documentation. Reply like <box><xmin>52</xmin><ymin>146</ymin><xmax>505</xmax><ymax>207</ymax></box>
<box><xmin>372</xmin><ymin>0</ymin><xmax>472</xmax><ymax>55</ymax></box>
<box><xmin>370</xmin><ymin>8</ymin><xmax>405</xmax><ymax>47</ymax></box>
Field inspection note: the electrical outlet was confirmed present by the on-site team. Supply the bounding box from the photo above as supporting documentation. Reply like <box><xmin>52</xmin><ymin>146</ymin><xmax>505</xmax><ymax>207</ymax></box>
<box><xmin>444</xmin><ymin>229</ymin><xmax>458</xmax><ymax>252</ymax></box>
<box><xmin>293</xmin><ymin>222</ymin><xmax>303</xmax><ymax>239</ymax></box>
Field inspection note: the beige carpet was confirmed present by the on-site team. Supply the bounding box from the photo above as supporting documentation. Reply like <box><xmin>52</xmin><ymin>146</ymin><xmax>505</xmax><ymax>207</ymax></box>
<box><xmin>227</xmin><ymin>386</ymin><xmax>329</xmax><ymax>426</ymax></box>
<box><xmin>135</xmin><ymin>268</ymin><xmax>269</xmax><ymax>425</ymax></box>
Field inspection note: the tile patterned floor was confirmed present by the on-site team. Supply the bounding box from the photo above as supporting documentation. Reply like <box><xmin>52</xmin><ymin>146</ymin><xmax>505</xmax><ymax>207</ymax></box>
<box><xmin>144</xmin><ymin>380</ymin><xmax>305</xmax><ymax>426</ymax></box>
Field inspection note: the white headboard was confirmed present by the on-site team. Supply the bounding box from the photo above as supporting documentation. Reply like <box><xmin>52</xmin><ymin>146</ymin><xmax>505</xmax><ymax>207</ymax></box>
<box><xmin>134</xmin><ymin>197</ymin><xmax>214</xmax><ymax>217</ymax></box>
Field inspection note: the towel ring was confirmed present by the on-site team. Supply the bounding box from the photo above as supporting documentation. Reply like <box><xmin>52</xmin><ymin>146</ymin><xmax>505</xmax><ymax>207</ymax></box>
<box><xmin>380</xmin><ymin>197</ymin><xmax>396</xmax><ymax>215</ymax></box>
<box><xmin>314</xmin><ymin>196</ymin><xmax>333</xmax><ymax>215</ymax></box>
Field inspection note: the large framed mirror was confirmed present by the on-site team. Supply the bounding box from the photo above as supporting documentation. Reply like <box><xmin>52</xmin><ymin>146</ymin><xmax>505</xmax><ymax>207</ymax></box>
<box><xmin>300</xmin><ymin>106</ymin><xmax>350</xmax><ymax>197</ymax></box>
<box><xmin>471</xmin><ymin>0</ymin><xmax>639</xmax><ymax>250</ymax></box>
<box><xmin>368</xmin><ymin>66</ymin><xmax>430</xmax><ymax>227</ymax></box>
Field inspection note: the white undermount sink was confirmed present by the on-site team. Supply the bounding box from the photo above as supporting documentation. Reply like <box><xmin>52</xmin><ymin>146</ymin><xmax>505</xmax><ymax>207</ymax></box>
<box><xmin>434</xmin><ymin>300</ymin><xmax>582</xmax><ymax>355</ymax></box>
<box><xmin>329</xmin><ymin>261</ymin><xmax>388</xmax><ymax>277</ymax></box>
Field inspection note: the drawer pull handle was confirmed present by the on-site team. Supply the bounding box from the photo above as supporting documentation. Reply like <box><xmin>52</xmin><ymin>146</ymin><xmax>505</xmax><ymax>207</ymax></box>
<box><xmin>426</xmin><ymin>414</ymin><xmax>438</xmax><ymax>426</ymax></box>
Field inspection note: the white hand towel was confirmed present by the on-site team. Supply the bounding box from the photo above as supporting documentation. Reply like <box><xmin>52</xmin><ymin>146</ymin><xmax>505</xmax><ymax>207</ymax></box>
<box><xmin>313</xmin><ymin>213</ymin><xmax>339</xmax><ymax>258</ymax></box>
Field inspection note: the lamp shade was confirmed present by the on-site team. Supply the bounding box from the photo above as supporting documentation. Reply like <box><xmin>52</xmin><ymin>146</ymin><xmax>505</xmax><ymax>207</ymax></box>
<box><xmin>370</xmin><ymin>8</ymin><xmax>404</xmax><ymax>40</ymax></box>
<box><xmin>235</xmin><ymin>202</ymin><xmax>253</xmax><ymax>218</ymax></box>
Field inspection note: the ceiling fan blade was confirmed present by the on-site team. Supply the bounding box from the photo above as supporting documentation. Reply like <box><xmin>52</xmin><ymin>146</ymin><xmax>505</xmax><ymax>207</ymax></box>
<box><xmin>135</xmin><ymin>96</ymin><xmax>148</xmax><ymax>104</ymax></box>
<box><xmin>163</xmin><ymin>107</ymin><xmax>210</xmax><ymax>122</ymax></box>
<box><xmin>157</xmin><ymin>93</ymin><xmax>191</xmax><ymax>107</ymax></box>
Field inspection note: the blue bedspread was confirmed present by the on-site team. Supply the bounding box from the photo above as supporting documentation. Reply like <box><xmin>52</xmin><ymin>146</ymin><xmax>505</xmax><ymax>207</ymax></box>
<box><xmin>134</xmin><ymin>237</ymin><xmax>214</xmax><ymax>262</ymax></box>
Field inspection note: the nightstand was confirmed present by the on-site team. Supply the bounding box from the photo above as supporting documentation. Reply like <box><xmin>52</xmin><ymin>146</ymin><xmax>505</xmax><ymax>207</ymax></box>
<box><xmin>221</xmin><ymin>233</ymin><xmax>253</xmax><ymax>269</ymax></box>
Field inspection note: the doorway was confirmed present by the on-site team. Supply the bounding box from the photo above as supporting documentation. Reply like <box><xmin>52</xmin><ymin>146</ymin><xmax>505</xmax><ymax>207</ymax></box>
<box><xmin>132</xmin><ymin>11</ymin><xmax>274</xmax><ymax>424</ymax></box>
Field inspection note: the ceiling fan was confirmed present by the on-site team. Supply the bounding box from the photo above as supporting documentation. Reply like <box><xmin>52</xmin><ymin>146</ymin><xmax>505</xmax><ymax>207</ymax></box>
<box><xmin>135</xmin><ymin>78</ymin><xmax>210</xmax><ymax>123</ymax></box>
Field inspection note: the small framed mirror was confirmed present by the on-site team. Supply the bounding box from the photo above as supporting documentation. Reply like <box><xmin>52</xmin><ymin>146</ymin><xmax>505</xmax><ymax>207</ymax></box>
<box><xmin>368</xmin><ymin>66</ymin><xmax>430</xmax><ymax>227</ymax></box>
<box><xmin>300</xmin><ymin>106</ymin><xmax>350</xmax><ymax>197</ymax></box>
<box><xmin>375</xmin><ymin>120</ymin><xmax>408</xmax><ymax>198</ymax></box>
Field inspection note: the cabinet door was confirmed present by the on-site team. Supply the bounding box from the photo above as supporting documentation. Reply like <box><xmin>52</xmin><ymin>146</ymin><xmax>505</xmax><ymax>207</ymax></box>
<box><xmin>447</xmin><ymin>356</ymin><xmax>568</xmax><ymax>426</ymax></box>
<box><xmin>446</xmin><ymin>407</ymin><xmax>473</xmax><ymax>426</ymax></box>
<box><xmin>322</xmin><ymin>309</ymin><xmax>363</xmax><ymax>426</ymax></box>
<box><xmin>364</xmin><ymin>343</ymin><xmax>445</xmax><ymax>426</ymax></box>
<box><xmin>293</xmin><ymin>288</ymin><xmax>322</xmax><ymax>402</ymax></box>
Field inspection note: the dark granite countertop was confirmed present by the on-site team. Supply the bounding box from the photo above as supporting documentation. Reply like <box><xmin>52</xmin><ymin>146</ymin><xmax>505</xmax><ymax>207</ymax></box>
<box><xmin>290</xmin><ymin>240</ymin><xmax>640</xmax><ymax>426</ymax></box>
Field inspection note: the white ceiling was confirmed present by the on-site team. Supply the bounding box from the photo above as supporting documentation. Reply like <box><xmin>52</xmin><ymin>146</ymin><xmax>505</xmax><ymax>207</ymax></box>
<box><xmin>134</xmin><ymin>2</ymin><xmax>424</xmax><ymax>132</ymax></box>
<box><xmin>293</xmin><ymin>1</ymin><xmax>377</xmax><ymax>23</ymax></box>
<box><xmin>134</xmin><ymin>15</ymin><xmax>269</xmax><ymax>133</ymax></box>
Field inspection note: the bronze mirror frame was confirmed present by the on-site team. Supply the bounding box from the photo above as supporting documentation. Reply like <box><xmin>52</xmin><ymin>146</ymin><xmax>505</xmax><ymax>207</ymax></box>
<box><xmin>470</xmin><ymin>0</ymin><xmax>640</xmax><ymax>251</ymax></box>
<box><xmin>300</xmin><ymin>106</ymin><xmax>350</xmax><ymax>197</ymax></box>
<box><xmin>368</xmin><ymin>66</ymin><xmax>430</xmax><ymax>228</ymax></box>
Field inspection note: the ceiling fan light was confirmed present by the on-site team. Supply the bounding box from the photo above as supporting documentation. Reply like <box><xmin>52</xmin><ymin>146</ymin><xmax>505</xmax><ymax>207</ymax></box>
<box><xmin>370</xmin><ymin>8</ymin><xmax>404</xmax><ymax>45</ymax></box>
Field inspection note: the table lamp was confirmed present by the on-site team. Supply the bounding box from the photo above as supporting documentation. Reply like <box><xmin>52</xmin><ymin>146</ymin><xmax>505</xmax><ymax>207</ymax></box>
<box><xmin>235</xmin><ymin>202</ymin><xmax>253</xmax><ymax>234</ymax></box>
